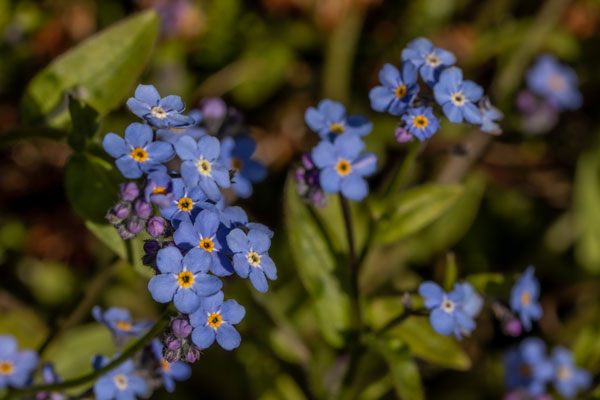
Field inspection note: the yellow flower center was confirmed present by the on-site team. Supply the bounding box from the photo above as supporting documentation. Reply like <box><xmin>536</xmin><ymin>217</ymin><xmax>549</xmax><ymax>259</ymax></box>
<box><xmin>329</xmin><ymin>123</ymin><xmax>345</xmax><ymax>134</ymax></box>
<box><xmin>151</xmin><ymin>106</ymin><xmax>167</xmax><ymax>119</ymax></box>
<box><xmin>557</xmin><ymin>366</ymin><xmax>572</xmax><ymax>381</ymax></box>
<box><xmin>115</xmin><ymin>321</ymin><xmax>132</xmax><ymax>331</ymax></box>
<box><xmin>231</xmin><ymin>157</ymin><xmax>243</xmax><ymax>171</ymax></box>
<box><xmin>413</xmin><ymin>115</ymin><xmax>429</xmax><ymax>129</ymax></box>
<box><xmin>207</xmin><ymin>312</ymin><xmax>222</xmax><ymax>328</ymax></box>
<box><xmin>335</xmin><ymin>159</ymin><xmax>352</xmax><ymax>176</ymax></box>
<box><xmin>548</xmin><ymin>74</ymin><xmax>566</xmax><ymax>92</ymax></box>
<box><xmin>177</xmin><ymin>197</ymin><xmax>193</xmax><ymax>212</ymax></box>
<box><xmin>113</xmin><ymin>374</ymin><xmax>128</xmax><ymax>390</ymax></box>
<box><xmin>177</xmin><ymin>271</ymin><xmax>194</xmax><ymax>288</ymax></box>
<box><xmin>521</xmin><ymin>291</ymin><xmax>531</xmax><ymax>306</ymax></box>
<box><xmin>196</xmin><ymin>159</ymin><xmax>212</xmax><ymax>176</ymax></box>
<box><xmin>0</xmin><ymin>361</ymin><xmax>14</xmax><ymax>375</ymax></box>
<box><xmin>199</xmin><ymin>238</ymin><xmax>214</xmax><ymax>252</ymax></box>
<box><xmin>425</xmin><ymin>53</ymin><xmax>441</xmax><ymax>67</ymax></box>
<box><xmin>152</xmin><ymin>186</ymin><xmax>167</xmax><ymax>195</ymax></box>
<box><xmin>246</xmin><ymin>251</ymin><xmax>261</xmax><ymax>267</ymax></box>
<box><xmin>160</xmin><ymin>358</ymin><xmax>171</xmax><ymax>372</ymax></box>
<box><xmin>451</xmin><ymin>92</ymin><xmax>465</xmax><ymax>106</ymax></box>
<box><xmin>395</xmin><ymin>85</ymin><xmax>407</xmax><ymax>99</ymax></box>
<box><xmin>130</xmin><ymin>147</ymin><xmax>148</xmax><ymax>162</ymax></box>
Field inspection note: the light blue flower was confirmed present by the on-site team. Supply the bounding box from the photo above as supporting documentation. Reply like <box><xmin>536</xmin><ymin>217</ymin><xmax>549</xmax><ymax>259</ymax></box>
<box><xmin>126</xmin><ymin>84</ymin><xmax>194</xmax><ymax>128</ymax></box>
<box><xmin>550</xmin><ymin>346</ymin><xmax>591</xmax><ymax>398</ymax></box>
<box><xmin>510</xmin><ymin>266</ymin><xmax>542</xmax><ymax>331</ymax></box>
<box><xmin>479</xmin><ymin>96</ymin><xmax>503</xmax><ymax>134</ymax></box>
<box><xmin>0</xmin><ymin>335</ymin><xmax>38</xmax><ymax>389</ymax></box>
<box><xmin>401</xmin><ymin>107</ymin><xmax>440</xmax><ymax>141</ymax></box>
<box><xmin>92</xmin><ymin>306</ymin><xmax>153</xmax><ymax>337</ymax></box>
<box><xmin>151</xmin><ymin>339</ymin><xmax>191</xmax><ymax>393</ymax></box>
<box><xmin>226</xmin><ymin>228</ymin><xmax>277</xmax><ymax>293</ymax></box>
<box><xmin>369</xmin><ymin>63</ymin><xmax>419</xmax><ymax>116</ymax></box>
<box><xmin>418</xmin><ymin>281</ymin><xmax>475</xmax><ymax>338</ymax></box>
<box><xmin>159</xmin><ymin>178</ymin><xmax>211</xmax><ymax>229</ymax></box>
<box><xmin>305</xmin><ymin>99</ymin><xmax>373</xmax><ymax>141</ymax></box>
<box><xmin>93</xmin><ymin>358</ymin><xmax>147</xmax><ymax>400</ymax></box>
<box><xmin>157</xmin><ymin>109</ymin><xmax>207</xmax><ymax>143</ymax></box>
<box><xmin>526</xmin><ymin>55</ymin><xmax>582</xmax><ymax>111</ymax></box>
<box><xmin>220</xmin><ymin>136</ymin><xmax>267</xmax><ymax>198</ymax></box>
<box><xmin>504</xmin><ymin>337</ymin><xmax>553</xmax><ymax>397</ymax></box>
<box><xmin>433</xmin><ymin>67</ymin><xmax>483</xmax><ymax>124</ymax></box>
<box><xmin>144</xmin><ymin>171</ymin><xmax>174</xmax><ymax>209</ymax></box>
<box><xmin>456</xmin><ymin>282</ymin><xmax>483</xmax><ymax>319</ymax></box>
<box><xmin>401</xmin><ymin>37</ymin><xmax>456</xmax><ymax>85</ymax></box>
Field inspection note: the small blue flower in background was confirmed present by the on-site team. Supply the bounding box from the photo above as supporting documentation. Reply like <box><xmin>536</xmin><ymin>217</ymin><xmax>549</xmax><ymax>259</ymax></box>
<box><xmin>401</xmin><ymin>107</ymin><xmax>440</xmax><ymax>141</ymax></box>
<box><xmin>103</xmin><ymin>123</ymin><xmax>175</xmax><ymax>179</ymax></box>
<box><xmin>37</xmin><ymin>363</ymin><xmax>64</xmax><ymax>400</ymax></box>
<box><xmin>159</xmin><ymin>178</ymin><xmax>210</xmax><ymax>229</ymax></box>
<box><xmin>189</xmin><ymin>291</ymin><xmax>245</xmax><ymax>351</ymax></box>
<box><xmin>418</xmin><ymin>281</ymin><xmax>475</xmax><ymax>338</ymax></box>
<box><xmin>93</xmin><ymin>358</ymin><xmax>147</xmax><ymax>400</ymax></box>
<box><xmin>226</xmin><ymin>228</ymin><xmax>277</xmax><ymax>293</ymax></box>
<box><xmin>402</xmin><ymin>37</ymin><xmax>456</xmax><ymax>85</ymax></box>
<box><xmin>144</xmin><ymin>171</ymin><xmax>174</xmax><ymax>209</ymax></box>
<box><xmin>175</xmin><ymin>135</ymin><xmax>230</xmax><ymax>201</ymax></box>
<box><xmin>173</xmin><ymin>209</ymin><xmax>233</xmax><ymax>277</ymax></box>
<box><xmin>126</xmin><ymin>84</ymin><xmax>194</xmax><ymax>128</ymax></box>
<box><xmin>504</xmin><ymin>337</ymin><xmax>553</xmax><ymax>397</ymax></box>
<box><xmin>151</xmin><ymin>339</ymin><xmax>191</xmax><ymax>393</ymax></box>
<box><xmin>526</xmin><ymin>55</ymin><xmax>582</xmax><ymax>111</ymax></box>
<box><xmin>369</xmin><ymin>63</ymin><xmax>419</xmax><ymax>116</ymax></box>
<box><xmin>479</xmin><ymin>96</ymin><xmax>504</xmax><ymax>134</ymax></box>
<box><xmin>550</xmin><ymin>346</ymin><xmax>591</xmax><ymax>398</ymax></box>
<box><xmin>218</xmin><ymin>205</ymin><xmax>274</xmax><ymax>239</ymax></box>
<box><xmin>220</xmin><ymin>136</ymin><xmax>267</xmax><ymax>198</ymax></box>
<box><xmin>157</xmin><ymin>109</ymin><xmax>207</xmax><ymax>144</ymax></box>
<box><xmin>0</xmin><ymin>335</ymin><xmax>38</xmax><ymax>389</ymax></box>
<box><xmin>148</xmin><ymin>246</ymin><xmax>222</xmax><ymax>313</ymax></box>
<box><xmin>434</xmin><ymin>67</ymin><xmax>483</xmax><ymax>124</ymax></box>
<box><xmin>311</xmin><ymin>133</ymin><xmax>377</xmax><ymax>201</ymax></box>
<box><xmin>456</xmin><ymin>282</ymin><xmax>483</xmax><ymax>319</ymax></box>
<box><xmin>510</xmin><ymin>266</ymin><xmax>542</xmax><ymax>331</ymax></box>
<box><xmin>305</xmin><ymin>99</ymin><xmax>373</xmax><ymax>141</ymax></box>
<box><xmin>92</xmin><ymin>307</ymin><xmax>153</xmax><ymax>337</ymax></box>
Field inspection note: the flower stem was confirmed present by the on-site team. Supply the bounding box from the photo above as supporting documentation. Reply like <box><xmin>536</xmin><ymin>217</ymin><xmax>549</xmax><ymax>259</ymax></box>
<box><xmin>2</xmin><ymin>309</ymin><xmax>170</xmax><ymax>400</ymax></box>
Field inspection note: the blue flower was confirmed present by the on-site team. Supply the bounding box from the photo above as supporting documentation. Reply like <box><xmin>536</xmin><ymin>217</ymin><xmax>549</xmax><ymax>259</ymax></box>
<box><xmin>401</xmin><ymin>107</ymin><xmax>440</xmax><ymax>141</ymax></box>
<box><xmin>93</xmin><ymin>358</ymin><xmax>147</xmax><ymax>400</ymax></box>
<box><xmin>401</xmin><ymin>37</ymin><xmax>456</xmax><ymax>85</ymax></box>
<box><xmin>220</xmin><ymin>136</ymin><xmax>267</xmax><ymax>198</ymax></box>
<box><xmin>151</xmin><ymin>339</ymin><xmax>191</xmax><ymax>393</ymax></box>
<box><xmin>144</xmin><ymin>171</ymin><xmax>174</xmax><ymax>209</ymax></box>
<box><xmin>219</xmin><ymin>205</ymin><xmax>274</xmax><ymax>238</ymax></box>
<box><xmin>479</xmin><ymin>96</ymin><xmax>503</xmax><ymax>134</ymax></box>
<box><xmin>173</xmin><ymin>209</ymin><xmax>233</xmax><ymax>276</ymax></box>
<box><xmin>0</xmin><ymin>335</ymin><xmax>38</xmax><ymax>389</ymax></box>
<box><xmin>311</xmin><ymin>133</ymin><xmax>377</xmax><ymax>201</ymax></box>
<box><xmin>369</xmin><ymin>63</ymin><xmax>419</xmax><ymax>116</ymax></box>
<box><xmin>226</xmin><ymin>228</ymin><xmax>277</xmax><ymax>293</ymax></box>
<box><xmin>174</xmin><ymin>135</ymin><xmax>230</xmax><ymax>201</ymax></box>
<box><xmin>189</xmin><ymin>291</ymin><xmax>245</xmax><ymax>351</ymax></box>
<box><xmin>433</xmin><ymin>67</ymin><xmax>483</xmax><ymax>124</ymax></box>
<box><xmin>510</xmin><ymin>266</ymin><xmax>542</xmax><ymax>331</ymax></box>
<box><xmin>157</xmin><ymin>110</ymin><xmax>207</xmax><ymax>144</ymax></box>
<box><xmin>148</xmin><ymin>246</ymin><xmax>222</xmax><ymax>314</ymax></box>
<box><xmin>550</xmin><ymin>347</ymin><xmax>591</xmax><ymax>398</ymax></box>
<box><xmin>504</xmin><ymin>337</ymin><xmax>553</xmax><ymax>397</ymax></box>
<box><xmin>526</xmin><ymin>55</ymin><xmax>582</xmax><ymax>111</ymax></box>
<box><xmin>37</xmin><ymin>363</ymin><xmax>64</xmax><ymax>400</ymax></box>
<box><xmin>92</xmin><ymin>307</ymin><xmax>153</xmax><ymax>337</ymax></box>
<box><xmin>456</xmin><ymin>282</ymin><xmax>483</xmax><ymax>319</ymax></box>
<box><xmin>103</xmin><ymin>123</ymin><xmax>175</xmax><ymax>179</ymax></box>
<box><xmin>126</xmin><ymin>84</ymin><xmax>194</xmax><ymax>128</ymax></box>
<box><xmin>305</xmin><ymin>99</ymin><xmax>373</xmax><ymax>141</ymax></box>
<box><xmin>418</xmin><ymin>281</ymin><xmax>475</xmax><ymax>338</ymax></box>
<box><xmin>159</xmin><ymin>178</ymin><xmax>211</xmax><ymax>229</ymax></box>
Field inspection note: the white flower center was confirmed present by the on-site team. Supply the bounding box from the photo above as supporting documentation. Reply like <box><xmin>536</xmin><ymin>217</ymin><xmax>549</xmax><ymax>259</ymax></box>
<box><xmin>113</xmin><ymin>374</ymin><xmax>128</xmax><ymax>390</ymax></box>
<box><xmin>425</xmin><ymin>53</ymin><xmax>441</xmax><ymax>67</ymax></box>
<box><xmin>441</xmin><ymin>298</ymin><xmax>455</xmax><ymax>313</ymax></box>
<box><xmin>451</xmin><ymin>92</ymin><xmax>466</xmax><ymax>106</ymax></box>
<box><xmin>151</xmin><ymin>106</ymin><xmax>167</xmax><ymax>119</ymax></box>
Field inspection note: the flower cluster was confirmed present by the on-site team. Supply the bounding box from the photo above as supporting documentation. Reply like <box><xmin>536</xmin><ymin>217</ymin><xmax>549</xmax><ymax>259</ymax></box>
<box><xmin>369</xmin><ymin>37</ymin><xmax>503</xmax><ymax>141</ymax></box>
<box><xmin>106</xmin><ymin>182</ymin><xmax>154</xmax><ymax>240</ymax></box>
<box><xmin>296</xmin><ymin>99</ymin><xmax>378</xmax><ymax>204</ymax></box>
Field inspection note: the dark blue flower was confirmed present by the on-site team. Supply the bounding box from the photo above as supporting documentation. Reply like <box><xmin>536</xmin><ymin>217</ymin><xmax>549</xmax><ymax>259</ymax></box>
<box><xmin>550</xmin><ymin>347</ymin><xmax>591</xmax><ymax>398</ymax></box>
<box><xmin>418</xmin><ymin>281</ymin><xmax>475</xmax><ymax>338</ymax></box>
<box><xmin>305</xmin><ymin>99</ymin><xmax>373</xmax><ymax>141</ymax></box>
<box><xmin>526</xmin><ymin>55</ymin><xmax>582</xmax><ymax>111</ymax></box>
<box><xmin>93</xmin><ymin>358</ymin><xmax>147</xmax><ymax>400</ymax></box>
<box><xmin>103</xmin><ymin>123</ymin><xmax>175</xmax><ymax>179</ymax></box>
<box><xmin>159</xmin><ymin>178</ymin><xmax>211</xmax><ymax>229</ymax></box>
<box><xmin>148</xmin><ymin>246</ymin><xmax>222</xmax><ymax>314</ymax></box>
<box><xmin>226</xmin><ymin>228</ymin><xmax>277</xmax><ymax>293</ymax></box>
<box><xmin>189</xmin><ymin>291</ymin><xmax>245</xmax><ymax>351</ymax></box>
<box><xmin>173</xmin><ymin>209</ymin><xmax>233</xmax><ymax>277</ymax></box>
<box><xmin>157</xmin><ymin>110</ymin><xmax>207</xmax><ymax>144</ymax></box>
<box><xmin>504</xmin><ymin>337</ymin><xmax>553</xmax><ymax>397</ymax></box>
<box><xmin>126</xmin><ymin>84</ymin><xmax>194</xmax><ymax>128</ymax></box>
<box><xmin>92</xmin><ymin>307</ymin><xmax>153</xmax><ymax>337</ymax></box>
<box><xmin>401</xmin><ymin>107</ymin><xmax>440</xmax><ymax>141</ymax></box>
<box><xmin>369</xmin><ymin>63</ymin><xmax>419</xmax><ymax>116</ymax></box>
<box><xmin>174</xmin><ymin>136</ymin><xmax>230</xmax><ymax>201</ymax></box>
<box><xmin>479</xmin><ymin>96</ymin><xmax>503</xmax><ymax>134</ymax></box>
<box><xmin>220</xmin><ymin>136</ymin><xmax>267</xmax><ymax>198</ymax></box>
<box><xmin>0</xmin><ymin>335</ymin><xmax>38</xmax><ymax>389</ymax></box>
<box><xmin>510</xmin><ymin>266</ymin><xmax>542</xmax><ymax>331</ymax></box>
<box><xmin>151</xmin><ymin>339</ymin><xmax>191</xmax><ymax>393</ymax></box>
<box><xmin>433</xmin><ymin>67</ymin><xmax>483</xmax><ymax>124</ymax></box>
<box><xmin>311</xmin><ymin>133</ymin><xmax>377</xmax><ymax>201</ymax></box>
<box><xmin>144</xmin><ymin>171</ymin><xmax>174</xmax><ymax>209</ymax></box>
<box><xmin>401</xmin><ymin>37</ymin><xmax>456</xmax><ymax>85</ymax></box>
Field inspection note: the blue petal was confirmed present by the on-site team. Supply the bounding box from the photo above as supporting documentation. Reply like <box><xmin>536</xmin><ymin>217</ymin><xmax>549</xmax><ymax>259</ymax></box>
<box><xmin>198</xmin><ymin>136</ymin><xmax>220</xmax><ymax>161</ymax></box>
<box><xmin>341</xmin><ymin>174</ymin><xmax>368</xmax><ymax>201</ymax></box>
<box><xmin>194</xmin><ymin>210</ymin><xmax>220</xmax><ymax>238</ymax></box>
<box><xmin>401</xmin><ymin>62</ymin><xmax>418</xmax><ymax>85</ymax></box>
<box><xmin>159</xmin><ymin>95</ymin><xmax>185</xmax><ymax>112</ymax></box>
<box><xmin>104</xmin><ymin>307</ymin><xmax>131</xmax><ymax>323</ymax></box>
<box><xmin>369</xmin><ymin>86</ymin><xmax>395</xmax><ymax>112</ymax></box>
<box><xmin>311</xmin><ymin>140</ymin><xmax>337</xmax><ymax>168</ymax></box>
<box><xmin>191</xmin><ymin>326</ymin><xmax>215</xmax><ymax>349</ymax></box>
<box><xmin>352</xmin><ymin>153</ymin><xmax>377</xmax><ymax>177</ymax></box>
<box><xmin>126</xmin><ymin>98</ymin><xmax>150</xmax><ymax>119</ymax></box>
<box><xmin>174</xmin><ymin>289</ymin><xmax>202</xmax><ymax>314</ymax></box>
<box><xmin>147</xmin><ymin>141</ymin><xmax>174</xmax><ymax>163</ymax></box>
<box><xmin>173</xmin><ymin>220</ymin><xmax>200</xmax><ymax>249</ymax></box>
<box><xmin>156</xmin><ymin>247</ymin><xmax>183</xmax><ymax>274</ymax></box>
<box><xmin>232</xmin><ymin>176</ymin><xmax>253</xmax><ymax>198</ymax></box>
<box><xmin>439</xmin><ymin>67</ymin><xmax>462</xmax><ymax>93</ymax></box>
<box><xmin>103</xmin><ymin>133</ymin><xmax>128</xmax><ymax>158</ymax></box>
<box><xmin>180</xmin><ymin>161</ymin><xmax>200</xmax><ymax>188</ymax></box>
<box><xmin>211</xmin><ymin>163</ymin><xmax>231</xmax><ymax>188</ymax></box>
<box><xmin>115</xmin><ymin>157</ymin><xmax>143</xmax><ymax>179</ymax></box>
<box><xmin>335</xmin><ymin>132</ymin><xmax>364</xmax><ymax>160</ymax></box>
<box><xmin>461</xmin><ymin>81</ymin><xmax>483</xmax><ymax>102</ymax></box>
<box><xmin>174</xmin><ymin>136</ymin><xmax>198</xmax><ymax>161</ymax></box>
<box><xmin>193</xmin><ymin>274</ymin><xmax>222</xmax><ymax>297</ymax></box>
<box><xmin>433</xmin><ymin>82</ymin><xmax>452</xmax><ymax>105</ymax></box>
<box><xmin>134</xmin><ymin>84</ymin><xmax>161</xmax><ymax>106</ymax></box>
<box><xmin>127</xmin><ymin>375</ymin><xmax>147</xmax><ymax>395</ymax></box>
<box><xmin>0</xmin><ymin>336</ymin><xmax>17</xmax><ymax>358</ymax></box>
<box><xmin>182</xmin><ymin>248</ymin><xmax>211</xmax><ymax>274</ymax></box>
<box><xmin>210</xmin><ymin>253</ymin><xmax>234</xmax><ymax>277</ymax></box>
<box><xmin>148</xmin><ymin>274</ymin><xmax>178</xmax><ymax>303</ymax></box>
<box><xmin>378</xmin><ymin>63</ymin><xmax>401</xmax><ymax>87</ymax></box>
<box><xmin>233</xmin><ymin>136</ymin><xmax>257</xmax><ymax>159</ymax></box>
<box><xmin>435</xmin><ymin>48</ymin><xmax>456</xmax><ymax>65</ymax></box>
<box><xmin>248</xmin><ymin>229</ymin><xmax>270</xmax><ymax>253</ymax></box>
<box><xmin>201</xmin><ymin>291</ymin><xmax>224</xmax><ymax>312</ymax></box>
<box><xmin>305</xmin><ymin>107</ymin><xmax>327</xmax><ymax>133</ymax></box>
<box><xmin>242</xmin><ymin>159</ymin><xmax>267</xmax><ymax>183</ymax></box>
<box><xmin>318</xmin><ymin>99</ymin><xmax>346</xmax><ymax>121</ymax></box>
<box><xmin>406</xmin><ymin>37</ymin><xmax>433</xmax><ymax>53</ymax></box>
<box><xmin>442</xmin><ymin>102</ymin><xmax>464</xmax><ymax>123</ymax></box>
<box><xmin>249</xmin><ymin>268</ymin><xmax>269</xmax><ymax>293</ymax></box>
<box><xmin>419</xmin><ymin>281</ymin><xmax>444</xmax><ymax>309</ymax></box>
<box><xmin>345</xmin><ymin>115</ymin><xmax>372</xmax><ymax>137</ymax></box>
<box><xmin>169</xmin><ymin>362</ymin><xmax>192</xmax><ymax>381</ymax></box>
<box><xmin>226</xmin><ymin>229</ymin><xmax>249</xmax><ymax>253</ymax></box>
<box><xmin>260</xmin><ymin>255</ymin><xmax>277</xmax><ymax>280</ymax></box>
<box><xmin>221</xmin><ymin>300</ymin><xmax>246</xmax><ymax>324</ymax></box>
<box><xmin>320</xmin><ymin>168</ymin><xmax>341</xmax><ymax>193</ymax></box>
<box><xmin>199</xmin><ymin>178</ymin><xmax>221</xmax><ymax>202</ymax></box>
<box><xmin>124</xmin><ymin>123</ymin><xmax>152</xmax><ymax>148</ymax></box>
<box><xmin>233</xmin><ymin>253</ymin><xmax>251</xmax><ymax>278</ymax></box>
<box><xmin>430</xmin><ymin>308</ymin><xmax>454</xmax><ymax>335</ymax></box>
<box><xmin>462</xmin><ymin>102</ymin><xmax>483</xmax><ymax>124</ymax></box>
<box><xmin>216</xmin><ymin>324</ymin><xmax>241</xmax><ymax>350</ymax></box>
<box><xmin>94</xmin><ymin>376</ymin><xmax>117</xmax><ymax>400</ymax></box>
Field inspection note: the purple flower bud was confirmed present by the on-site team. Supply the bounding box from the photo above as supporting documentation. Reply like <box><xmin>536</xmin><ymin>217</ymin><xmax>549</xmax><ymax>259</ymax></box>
<box><xmin>113</xmin><ymin>203</ymin><xmax>131</xmax><ymax>220</ymax></box>
<box><xmin>147</xmin><ymin>216</ymin><xmax>167</xmax><ymax>238</ymax></box>
<box><xmin>394</xmin><ymin>126</ymin><xmax>413</xmax><ymax>143</ymax></box>
<box><xmin>143</xmin><ymin>240</ymin><xmax>161</xmax><ymax>254</ymax></box>
<box><xmin>301</xmin><ymin>153</ymin><xmax>315</xmax><ymax>170</ymax></box>
<box><xmin>166</xmin><ymin>337</ymin><xmax>181</xmax><ymax>350</ymax></box>
<box><xmin>128</xmin><ymin>220</ymin><xmax>144</xmax><ymax>235</ymax></box>
<box><xmin>185</xmin><ymin>347</ymin><xmax>200</xmax><ymax>363</ymax></box>
<box><xmin>118</xmin><ymin>225</ymin><xmax>134</xmax><ymax>240</ymax></box>
<box><xmin>134</xmin><ymin>200</ymin><xmax>152</xmax><ymax>219</ymax></box>
<box><xmin>516</xmin><ymin>90</ymin><xmax>537</xmax><ymax>114</ymax></box>
<box><xmin>504</xmin><ymin>318</ymin><xmax>522</xmax><ymax>337</ymax></box>
<box><xmin>201</xmin><ymin>98</ymin><xmax>227</xmax><ymax>120</ymax></box>
<box><xmin>171</xmin><ymin>318</ymin><xmax>192</xmax><ymax>338</ymax></box>
<box><xmin>120</xmin><ymin>182</ymin><xmax>140</xmax><ymax>201</ymax></box>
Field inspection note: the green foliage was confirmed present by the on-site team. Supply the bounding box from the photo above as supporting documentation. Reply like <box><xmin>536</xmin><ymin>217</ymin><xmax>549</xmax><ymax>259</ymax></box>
<box><xmin>67</xmin><ymin>96</ymin><xmax>99</xmax><ymax>151</ymax></box>
<box><xmin>375</xmin><ymin>339</ymin><xmax>424</xmax><ymax>400</ymax></box>
<box><xmin>17</xmin><ymin>258</ymin><xmax>77</xmax><ymax>305</ymax></box>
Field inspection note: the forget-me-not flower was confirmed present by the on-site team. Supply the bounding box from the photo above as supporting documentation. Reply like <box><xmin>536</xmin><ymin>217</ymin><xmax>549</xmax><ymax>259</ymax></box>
<box><xmin>93</xmin><ymin>358</ymin><xmax>147</xmax><ymax>400</ymax></box>
<box><xmin>550</xmin><ymin>346</ymin><xmax>591</xmax><ymax>398</ymax></box>
<box><xmin>401</xmin><ymin>37</ymin><xmax>456</xmax><ymax>85</ymax></box>
<box><xmin>401</xmin><ymin>107</ymin><xmax>440</xmax><ymax>141</ymax></box>
<box><xmin>456</xmin><ymin>282</ymin><xmax>483</xmax><ymax>319</ymax></box>
<box><xmin>479</xmin><ymin>96</ymin><xmax>503</xmax><ymax>134</ymax></box>
<box><xmin>418</xmin><ymin>281</ymin><xmax>475</xmax><ymax>338</ymax></box>
<box><xmin>504</xmin><ymin>337</ymin><xmax>553</xmax><ymax>397</ymax></box>
<box><xmin>126</xmin><ymin>84</ymin><xmax>194</xmax><ymax>128</ymax></box>
<box><xmin>92</xmin><ymin>306</ymin><xmax>153</xmax><ymax>337</ymax></box>
<box><xmin>144</xmin><ymin>171</ymin><xmax>174</xmax><ymax>209</ymax></box>
<box><xmin>433</xmin><ymin>67</ymin><xmax>483</xmax><ymax>124</ymax></box>
<box><xmin>510</xmin><ymin>266</ymin><xmax>542</xmax><ymax>331</ymax></box>
<box><xmin>226</xmin><ymin>228</ymin><xmax>277</xmax><ymax>293</ymax></box>
<box><xmin>220</xmin><ymin>136</ymin><xmax>267</xmax><ymax>198</ymax></box>
<box><xmin>157</xmin><ymin>109</ymin><xmax>207</xmax><ymax>143</ymax></box>
<box><xmin>369</xmin><ymin>63</ymin><xmax>419</xmax><ymax>116</ymax></box>
<box><xmin>526</xmin><ymin>55</ymin><xmax>582</xmax><ymax>111</ymax></box>
<box><xmin>0</xmin><ymin>335</ymin><xmax>38</xmax><ymax>389</ymax></box>
<box><xmin>159</xmin><ymin>178</ymin><xmax>211</xmax><ymax>229</ymax></box>
<box><xmin>305</xmin><ymin>99</ymin><xmax>373</xmax><ymax>141</ymax></box>
<box><xmin>151</xmin><ymin>339</ymin><xmax>191</xmax><ymax>393</ymax></box>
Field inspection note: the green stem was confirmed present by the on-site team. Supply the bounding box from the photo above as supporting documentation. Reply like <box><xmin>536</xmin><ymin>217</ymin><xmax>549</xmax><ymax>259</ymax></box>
<box><xmin>375</xmin><ymin>308</ymin><xmax>429</xmax><ymax>336</ymax></box>
<box><xmin>339</xmin><ymin>194</ymin><xmax>362</xmax><ymax>334</ymax></box>
<box><xmin>383</xmin><ymin>141</ymin><xmax>426</xmax><ymax>197</ymax></box>
<box><xmin>3</xmin><ymin>309</ymin><xmax>170</xmax><ymax>400</ymax></box>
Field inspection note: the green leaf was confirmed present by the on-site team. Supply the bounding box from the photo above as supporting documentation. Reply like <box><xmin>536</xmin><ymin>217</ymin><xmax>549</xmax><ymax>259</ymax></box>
<box><xmin>388</xmin><ymin>316</ymin><xmax>471</xmax><ymax>370</ymax></box>
<box><xmin>21</xmin><ymin>10</ymin><xmax>159</xmax><ymax>127</ymax></box>
<box><xmin>465</xmin><ymin>272</ymin><xmax>509</xmax><ymax>297</ymax></box>
<box><xmin>64</xmin><ymin>152</ymin><xmax>122</xmax><ymax>224</ymax></box>
<box><xmin>85</xmin><ymin>220</ymin><xmax>126</xmax><ymax>259</ymax></box>
<box><xmin>0</xmin><ymin>308</ymin><xmax>47</xmax><ymax>349</ymax></box>
<box><xmin>284</xmin><ymin>175</ymin><xmax>351</xmax><ymax>347</ymax></box>
<box><xmin>68</xmin><ymin>96</ymin><xmax>99</xmax><ymax>151</ymax></box>
<box><xmin>0</xmin><ymin>126</ymin><xmax>67</xmax><ymax>147</ymax></box>
<box><xmin>373</xmin><ymin>184</ymin><xmax>464</xmax><ymax>244</ymax></box>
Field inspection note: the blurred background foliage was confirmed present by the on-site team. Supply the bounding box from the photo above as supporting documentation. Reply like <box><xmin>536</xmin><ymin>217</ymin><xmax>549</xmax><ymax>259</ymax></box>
<box><xmin>1</xmin><ymin>0</ymin><xmax>600</xmax><ymax>398</ymax></box>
